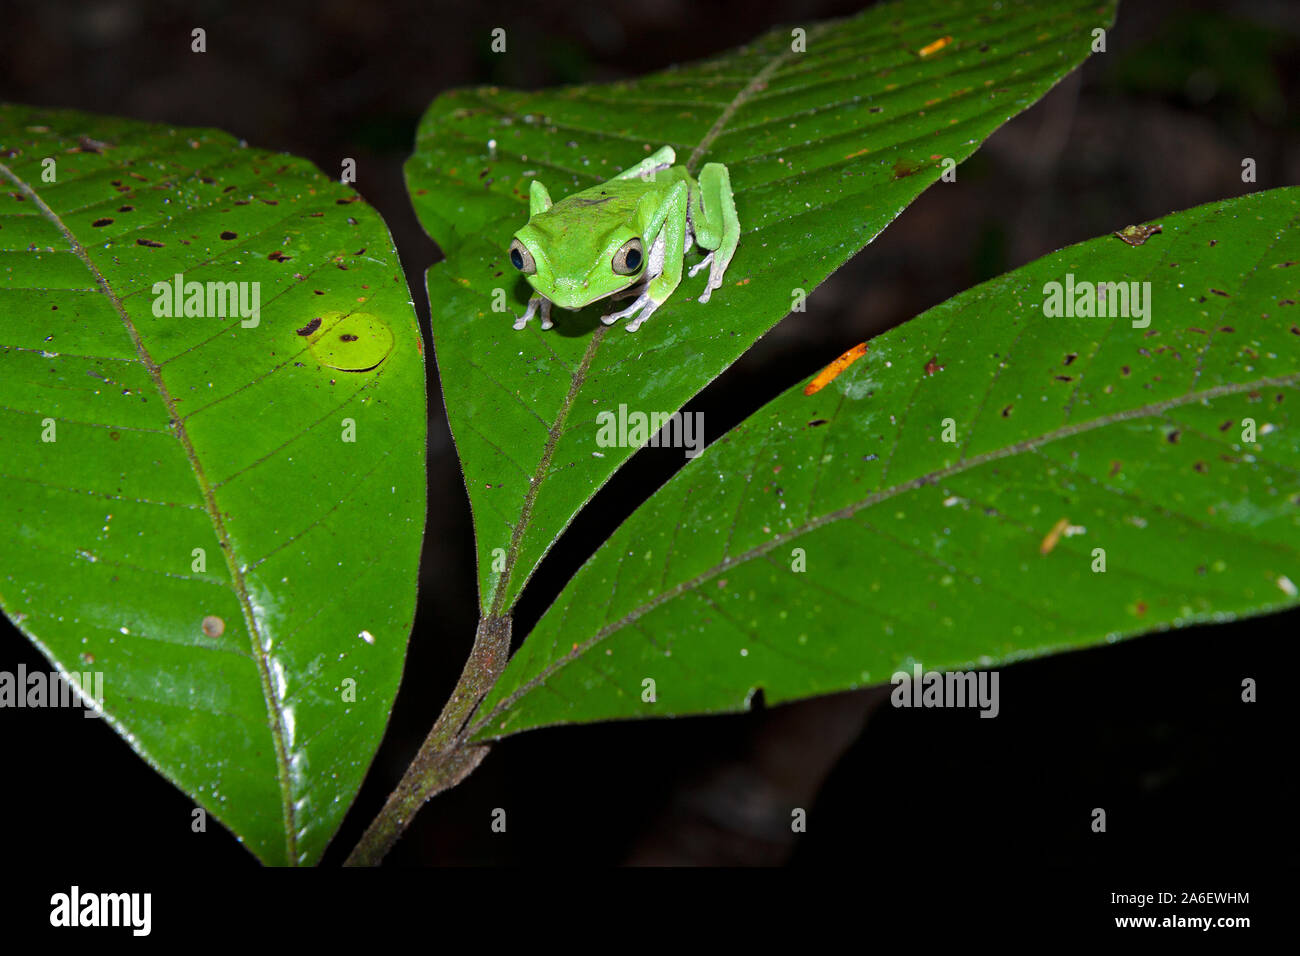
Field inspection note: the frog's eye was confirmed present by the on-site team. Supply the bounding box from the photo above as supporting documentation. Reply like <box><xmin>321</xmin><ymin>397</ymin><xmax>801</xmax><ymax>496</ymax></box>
<box><xmin>509</xmin><ymin>238</ymin><xmax>536</xmax><ymax>275</ymax></box>
<box><xmin>612</xmin><ymin>237</ymin><xmax>644</xmax><ymax>276</ymax></box>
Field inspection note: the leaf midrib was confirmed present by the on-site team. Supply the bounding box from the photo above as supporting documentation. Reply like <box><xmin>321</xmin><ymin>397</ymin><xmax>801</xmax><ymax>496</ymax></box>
<box><xmin>471</xmin><ymin>372</ymin><xmax>1300</xmax><ymax>735</ymax></box>
<box><xmin>0</xmin><ymin>159</ymin><xmax>299</xmax><ymax>865</ymax></box>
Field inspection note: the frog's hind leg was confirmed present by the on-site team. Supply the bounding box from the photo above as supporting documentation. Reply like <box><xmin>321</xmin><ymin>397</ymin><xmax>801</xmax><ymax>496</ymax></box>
<box><xmin>601</xmin><ymin>180</ymin><xmax>688</xmax><ymax>332</ymax></box>
<box><xmin>687</xmin><ymin>162</ymin><xmax>739</xmax><ymax>303</ymax></box>
<box><xmin>614</xmin><ymin>146</ymin><xmax>676</xmax><ymax>181</ymax></box>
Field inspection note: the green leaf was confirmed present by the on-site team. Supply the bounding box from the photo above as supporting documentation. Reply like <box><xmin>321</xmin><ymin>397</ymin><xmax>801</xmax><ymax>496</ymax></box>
<box><xmin>0</xmin><ymin>104</ymin><xmax>426</xmax><ymax>864</ymax></box>
<box><xmin>407</xmin><ymin>0</ymin><xmax>1117</xmax><ymax>618</ymax></box>
<box><xmin>472</xmin><ymin>187</ymin><xmax>1300</xmax><ymax>738</ymax></box>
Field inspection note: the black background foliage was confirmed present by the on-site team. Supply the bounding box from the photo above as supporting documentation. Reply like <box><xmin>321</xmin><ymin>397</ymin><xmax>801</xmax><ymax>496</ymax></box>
<box><xmin>0</xmin><ymin>0</ymin><xmax>1295</xmax><ymax>871</ymax></box>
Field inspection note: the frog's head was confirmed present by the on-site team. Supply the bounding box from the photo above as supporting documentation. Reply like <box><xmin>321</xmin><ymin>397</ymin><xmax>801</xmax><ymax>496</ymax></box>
<box><xmin>508</xmin><ymin>180</ymin><xmax>647</xmax><ymax>311</ymax></box>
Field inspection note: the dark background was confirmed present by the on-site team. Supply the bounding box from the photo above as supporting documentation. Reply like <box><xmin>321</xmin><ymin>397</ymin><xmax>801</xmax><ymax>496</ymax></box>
<box><xmin>1</xmin><ymin>0</ymin><xmax>1296</xmax><ymax>881</ymax></box>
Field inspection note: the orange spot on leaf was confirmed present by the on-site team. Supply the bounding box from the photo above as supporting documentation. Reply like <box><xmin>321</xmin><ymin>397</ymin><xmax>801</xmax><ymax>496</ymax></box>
<box><xmin>1039</xmin><ymin>517</ymin><xmax>1070</xmax><ymax>555</ymax></box>
<box><xmin>804</xmin><ymin>342</ymin><xmax>869</xmax><ymax>396</ymax></box>
<box><xmin>918</xmin><ymin>36</ymin><xmax>953</xmax><ymax>57</ymax></box>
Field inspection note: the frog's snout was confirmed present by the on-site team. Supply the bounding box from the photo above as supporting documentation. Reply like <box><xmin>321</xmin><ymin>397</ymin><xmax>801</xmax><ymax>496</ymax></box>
<box><xmin>547</xmin><ymin>278</ymin><xmax>594</xmax><ymax>311</ymax></box>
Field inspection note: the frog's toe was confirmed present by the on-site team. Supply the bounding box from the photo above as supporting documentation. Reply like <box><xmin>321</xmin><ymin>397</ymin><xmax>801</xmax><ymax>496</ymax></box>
<box><xmin>624</xmin><ymin>299</ymin><xmax>661</xmax><ymax>332</ymax></box>
<box><xmin>688</xmin><ymin>252</ymin><xmax>714</xmax><ymax>279</ymax></box>
<box><xmin>600</xmin><ymin>291</ymin><xmax>652</xmax><ymax>327</ymax></box>
<box><xmin>700</xmin><ymin>270</ymin><xmax>729</xmax><ymax>303</ymax></box>
<box><xmin>515</xmin><ymin>295</ymin><xmax>550</xmax><ymax>330</ymax></box>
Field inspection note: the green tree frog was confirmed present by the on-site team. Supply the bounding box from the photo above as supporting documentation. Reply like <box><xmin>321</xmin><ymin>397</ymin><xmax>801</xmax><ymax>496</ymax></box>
<box><xmin>508</xmin><ymin>145</ymin><xmax>739</xmax><ymax>332</ymax></box>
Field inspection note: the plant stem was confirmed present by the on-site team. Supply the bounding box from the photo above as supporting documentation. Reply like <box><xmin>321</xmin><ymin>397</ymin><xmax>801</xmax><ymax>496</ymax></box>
<box><xmin>344</xmin><ymin>614</ymin><xmax>511</xmax><ymax>866</ymax></box>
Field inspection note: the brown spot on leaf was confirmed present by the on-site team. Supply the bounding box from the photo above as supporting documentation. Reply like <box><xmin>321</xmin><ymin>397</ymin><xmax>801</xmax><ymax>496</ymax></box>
<box><xmin>891</xmin><ymin>158</ymin><xmax>922</xmax><ymax>179</ymax></box>
<box><xmin>1113</xmin><ymin>223</ymin><xmax>1162</xmax><ymax>246</ymax></box>
<box><xmin>76</xmin><ymin>135</ymin><xmax>109</xmax><ymax>154</ymax></box>
<box><xmin>136</xmin><ymin>238</ymin><xmax>163</xmax><ymax>247</ymax></box>
<box><xmin>296</xmin><ymin>317</ymin><xmax>322</xmax><ymax>336</ymax></box>
<box><xmin>201</xmin><ymin>615</ymin><xmax>225</xmax><ymax>638</ymax></box>
<box><xmin>91</xmin><ymin>218</ymin><xmax>113</xmax><ymax>227</ymax></box>
<box><xmin>220</xmin><ymin>231</ymin><xmax>237</xmax><ymax>240</ymax></box>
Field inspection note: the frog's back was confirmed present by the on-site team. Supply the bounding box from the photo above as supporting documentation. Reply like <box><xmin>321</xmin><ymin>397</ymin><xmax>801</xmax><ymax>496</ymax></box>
<box><xmin>544</xmin><ymin>177</ymin><xmax>642</xmax><ymax>222</ymax></box>
<box><xmin>547</xmin><ymin>168</ymin><xmax>689</xmax><ymax>221</ymax></box>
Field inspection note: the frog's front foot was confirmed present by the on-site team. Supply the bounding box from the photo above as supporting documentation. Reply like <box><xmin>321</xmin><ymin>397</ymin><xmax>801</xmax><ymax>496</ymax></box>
<box><xmin>600</xmin><ymin>291</ymin><xmax>661</xmax><ymax>332</ymax></box>
<box><xmin>514</xmin><ymin>295</ymin><xmax>553</xmax><ymax>331</ymax></box>
<box><xmin>688</xmin><ymin>252</ymin><xmax>722</xmax><ymax>303</ymax></box>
